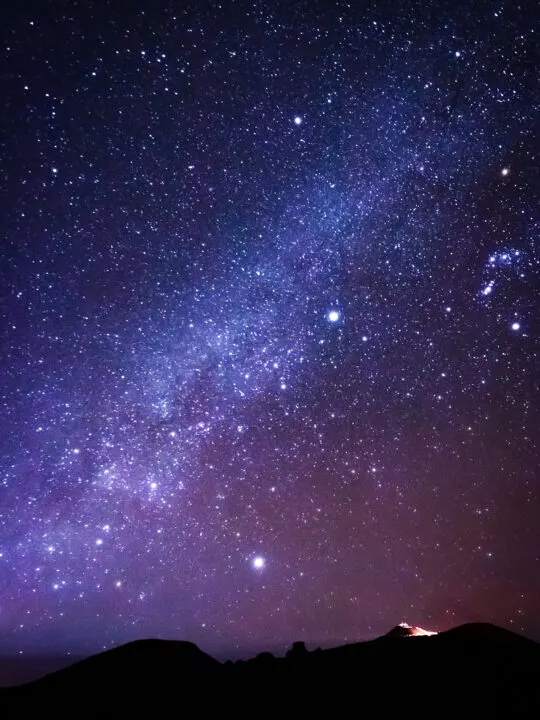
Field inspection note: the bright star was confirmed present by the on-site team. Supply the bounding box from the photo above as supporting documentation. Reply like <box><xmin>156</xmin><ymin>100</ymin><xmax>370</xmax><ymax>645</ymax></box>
<box><xmin>511</xmin><ymin>322</ymin><xmax>520</xmax><ymax>331</ymax></box>
<box><xmin>501</xmin><ymin>167</ymin><xmax>510</xmax><ymax>176</ymax></box>
<box><xmin>327</xmin><ymin>310</ymin><xmax>340</xmax><ymax>323</ymax></box>
<box><xmin>294</xmin><ymin>116</ymin><xmax>303</xmax><ymax>125</ymax></box>
<box><xmin>252</xmin><ymin>556</ymin><xmax>265</xmax><ymax>569</ymax></box>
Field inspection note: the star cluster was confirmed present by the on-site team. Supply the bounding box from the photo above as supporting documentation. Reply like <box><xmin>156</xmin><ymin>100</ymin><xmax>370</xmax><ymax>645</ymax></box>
<box><xmin>0</xmin><ymin>1</ymin><xmax>538</xmax><ymax>657</ymax></box>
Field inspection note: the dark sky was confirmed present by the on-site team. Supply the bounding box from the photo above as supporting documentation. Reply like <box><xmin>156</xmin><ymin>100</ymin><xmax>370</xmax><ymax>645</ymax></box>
<box><xmin>0</xmin><ymin>0</ymin><xmax>538</xmax><ymax>659</ymax></box>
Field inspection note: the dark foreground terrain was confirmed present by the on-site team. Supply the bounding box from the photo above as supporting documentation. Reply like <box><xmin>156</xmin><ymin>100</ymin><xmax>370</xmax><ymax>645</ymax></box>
<box><xmin>1</xmin><ymin>623</ymin><xmax>539</xmax><ymax>715</ymax></box>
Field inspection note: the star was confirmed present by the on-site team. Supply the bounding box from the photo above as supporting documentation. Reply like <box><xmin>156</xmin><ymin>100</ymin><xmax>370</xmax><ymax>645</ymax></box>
<box><xmin>252</xmin><ymin>556</ymin><xmax>265</xmax><ymax>570</ymax></box>
<box><xmin>327</xmin><ymin>310</ymin><xmax>340</xmax><ymax>323</ymax></box>
<box><xmin>482</xmin><ymin>282</ymin><xmax>494</xmax><ymax>296</ymax></box>
<box><xmin>293</xmin><ymin>116</ymin><xmax>303</xmax><ymax>125</ymax></box>
<box><xmin>511</xmin><ymin>322</ymin><xmax>520</xmax><ymax>331</ymax></box>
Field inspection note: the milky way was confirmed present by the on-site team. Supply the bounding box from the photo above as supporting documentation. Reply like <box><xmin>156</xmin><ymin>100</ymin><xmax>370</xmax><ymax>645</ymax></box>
<box><xmin>1</xmin><ymin>1</ymin><xmax>539</xmax><ymax>657</ymax></box>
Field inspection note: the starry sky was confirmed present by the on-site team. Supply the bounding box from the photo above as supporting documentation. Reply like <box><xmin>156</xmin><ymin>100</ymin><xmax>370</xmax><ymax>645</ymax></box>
<box><xmin>1</xmin><ymin>0</ymin><xmax>539</xmax><ymax>658</ymax></box>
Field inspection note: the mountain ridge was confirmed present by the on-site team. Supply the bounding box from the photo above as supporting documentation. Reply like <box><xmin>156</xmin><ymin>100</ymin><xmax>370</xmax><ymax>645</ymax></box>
<box><xmin>1</xmin><ymin>622</ymin><xmax>539</xmax><ymax>714</ymax></box>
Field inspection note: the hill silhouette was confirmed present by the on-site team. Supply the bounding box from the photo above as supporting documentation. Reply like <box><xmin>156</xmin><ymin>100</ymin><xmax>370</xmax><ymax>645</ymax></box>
<box><xmin>1</xmin><ymin>623</ymin><xmax>539</xmax><ymax>714</ymax></box>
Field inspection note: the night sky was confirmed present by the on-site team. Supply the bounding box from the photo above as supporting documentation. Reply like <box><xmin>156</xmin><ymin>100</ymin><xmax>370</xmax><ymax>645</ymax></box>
<box><xmin>1</xmin><ymin>1</ymin><xmax>539</xmax><ymax>659</ymax></box>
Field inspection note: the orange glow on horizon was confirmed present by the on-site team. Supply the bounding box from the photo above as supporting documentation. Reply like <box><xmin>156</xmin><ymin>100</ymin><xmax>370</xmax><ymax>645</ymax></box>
<box><xmin>399</xmin><ymin>622</ymin><xmax>438</xmax><ymax>636</ymax></box>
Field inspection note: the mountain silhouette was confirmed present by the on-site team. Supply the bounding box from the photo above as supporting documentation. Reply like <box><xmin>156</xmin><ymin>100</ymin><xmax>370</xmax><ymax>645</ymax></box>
<box><xmin>1</xmin><ymin>623</ymin><xmax>539</xmax><ymax>714</ymax></box>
